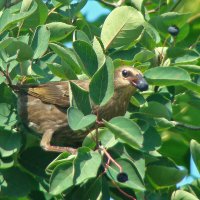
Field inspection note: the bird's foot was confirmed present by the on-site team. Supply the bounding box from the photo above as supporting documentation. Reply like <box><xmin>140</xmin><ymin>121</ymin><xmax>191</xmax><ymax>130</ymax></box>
<box><xmin>41</xmin><ymin>143</ymin><xmax>77</xmax><ymax>154</ymax></box>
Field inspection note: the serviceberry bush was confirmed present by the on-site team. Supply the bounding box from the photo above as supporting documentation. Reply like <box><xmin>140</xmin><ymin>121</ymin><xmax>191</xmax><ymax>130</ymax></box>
<box><xmin>0</xmin><ymin>0</ymin><xmax>200</xmax><ymax>199</ymax></box>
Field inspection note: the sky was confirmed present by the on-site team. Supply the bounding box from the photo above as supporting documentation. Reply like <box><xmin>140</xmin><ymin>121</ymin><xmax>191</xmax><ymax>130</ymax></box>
<box><xmin>81</xmin><ymin>0</ymin><xmax>110</xmax><ymax>22</ymax></box>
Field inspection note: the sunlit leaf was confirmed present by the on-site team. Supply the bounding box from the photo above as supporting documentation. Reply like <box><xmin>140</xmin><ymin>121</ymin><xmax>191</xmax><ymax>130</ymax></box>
<box><xmin>67</xmin><ymin>107</ymin><xmax>96</xmax><ymax>131</ymax></box>
<box><xmin>101</xmin><ymin>6</ymin><xmax>144</xmax><ymax>50</ymax></box>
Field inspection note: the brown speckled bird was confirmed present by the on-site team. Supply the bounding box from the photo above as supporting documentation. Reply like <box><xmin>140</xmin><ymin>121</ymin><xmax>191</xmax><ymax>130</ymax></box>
<box><xmin>17</xmin><ymin>66</ymin><xmax>148</xmax><ymax>154</ymax></box>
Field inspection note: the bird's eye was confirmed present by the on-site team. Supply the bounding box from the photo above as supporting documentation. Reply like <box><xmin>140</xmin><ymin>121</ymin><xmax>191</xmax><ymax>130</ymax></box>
<box><xmin>122</xmin><ymin>70</ymin><xmax>129</xmax><ymax>78</ymax></box>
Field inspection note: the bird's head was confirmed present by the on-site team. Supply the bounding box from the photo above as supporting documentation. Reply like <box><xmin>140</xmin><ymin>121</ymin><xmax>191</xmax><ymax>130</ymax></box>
<box><xmin>114</xmin><ymin>66</ymin><xmax>149</xmax><ymax>92</ymax></box>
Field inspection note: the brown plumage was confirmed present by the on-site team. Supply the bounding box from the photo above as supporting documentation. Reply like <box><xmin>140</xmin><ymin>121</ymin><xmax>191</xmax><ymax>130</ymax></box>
<box><xmin>17</xmin><ymin>66</ymin><xmax>148</xmax><ymax>154</ymax></box>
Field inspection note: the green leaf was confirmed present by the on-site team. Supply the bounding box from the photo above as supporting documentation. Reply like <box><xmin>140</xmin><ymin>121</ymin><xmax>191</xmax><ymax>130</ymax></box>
<box><xmin>144</xmin><ymin>66</ymin><xmax>191</xmax><ymax>86</ymax></box>
<box><xmin>143</xmin><ymin>126</ymin><xmax>161</xmax><ymax>151</ymax></box>
<box><xmin>47</xmin><ymin>62</ymin><xmax>66</xmax><ymax>79</ymax></box>
<box><xmin>130</xmin><ymin>92</ymin><xmax>147</xmax><ymax>107</ymax></box>
<box><xmin>50</xmin><ymin>162</ymin><xmax>74</xmax><ymax>195</ymax></box>
<box><xmin>107</xmin><ymin>158</ymin><xmax>145</xmax><ymax>191</ymax></box>
<box><xmin>183</xmin><ymin>81</ymin><xmax>200</xmax><ymax>94</ymax></box>
<box><xmin>46</xmin><ymin>152</ymin><xmax>74</xmax><ymax>175</ymax></box>
<box><xmin>49</xmin><ymin>43</ymin><xmax>82</xmax><ymax>74</ymax></box>
<box><xmin>74</xmin><ymin>148</ymin><xmax>101</xmax><ymax>185</ymax></box>
<box><xmin>0</xmin><ymin>1</ymin><xmax>38</xmax><ymax>33</ymax></box>
<box><xmin>83</xmin><ymin>129</ymin><xmax>116</xmax><ymax>150</ymax></box>
<box><xmin>140</xmin><ymin>101</ymin><xmax>171</xmax><ymax>120</ymax></box>
<box><xmin>70</xmin><ymin>81</ymin><xmax>91</xmax><ymax>115</ymax></box>
<box><xmin>74</xmin><ymin>30</ymin><xmax>91</xmax><ymax>44</ymax></box>
<box><xmin>167</xmin><ymin>48</ymin><xmax>199</xmax><ymax>64</ymax></box>
<box><xmin>22</xmin><ymin>0</ymin><xmax>48</xmax><ymax>29</ymax></box>
<box><xmin>73</xmin><ymin>40</ymin><xmax>98</xmax><ymax>76</ymax></box>
<box><xmin>20</xmin><ymin>0</ymin><xmax>33</xmax><ymax>12</ymax></box>
<box><xmin>144</xmin><ymin>22</ymin><xmax>160</xmax><ymax>44</ymax></box>
<box><xmin>1</xmin><ymin>167</ymin><xmax>33</xmax><ymax>198</ymax></box>
<box><xmin>147</xmin><ymin>158</ymin><xmax>187</xmax><ymax>188</ymax></box>
<box><xmin>93</xmin><ymin>36</ymin><xmax>106</xmax><ymax>68</ymax></box>
<box><xmin>0</xmin><ymin>75</ymin><xmax>6</xmax><ymax>85</ymax></box>
<box><xmin>178</xmin><ymin>65</ymin><xmax>200</xmax><ymax>74</ymax></box>
<box><xmin>70</xmin><ymin>176</ymin><xmax>110</xmax><ymax>200</ymax></box>
<box><xmin>47</xmin><ymin>60</ymin><xmax>77</xmax><ymax>80</ymax></box>
<box><xmin>0</xmin><ymin>156</ymin><xmax>14</xmax><ymax>169</ymax></box>
<box><xmin>0</xmin><ymin>130</ymin><xmax>21</xmax><ymax>157</ymax></box>
<box><xmin>65</xmin><ymin>0</ymin><xmax>88</xmax><ymax>17</ymax></box>
<box><xmin>0</xmin><ymin>38</ymin><xmax>14</xmax><ymax>50</ymax></box>
<box><xmin>183</xmin><ymin>179</ymin><xmax>200</xmax><ymax>199</ymax></box>
<box><xmin>67</xmin><ymin>107</ymin><xmax>96</xmax><ymax>131</ymax></box>
<box><xmin>140</xmin><ymin>22</ymin><xmax>161</xmax><ymax>50</ymax></box>
<box><xmin>171</xmin><ymin>190</ymin><xmax>199</xmax><ymax>200</ymax></box>
<box><xmin>190</xmin><ymin>140</ymin><xmax>200</xmax><ymax>173</ymax></box>
<box><xmin>101</xmin><ymin>6</ymin><xmax>144</xmax><ymax>50</ymax></box>
<box><xmin>0</xmin><ymin>103</ymin><xmax>17</xmax><ymax>128</ymax></box>
<box><xmin>104</xmin><ymin>117</ymin><xmax>143</xmax><ymax>149</ymax></box>
<box><xmin>89</xmin><ymin>57</ymin><xmax>114</xmax><ymax>106</ymax></box>
<box><xmin>154</xmin><ymin>117</ymin><xmax>175</xmax><ymax>131</ymax></box>
<box><xmin>31</xmin><ymin>25</ymin><xmax>50</xmax><ymax>59</ymax></box>
<box><xmin>19</xmin><ymin>146</ymin><xmax>58</xmax><ymax>177</ymax></box>
<box><xmin>0</xmin><ymin>0</ymin><xmax>6</xmax><ymax>10</ymax></box>
<box><xmin>150</xmin><ymin>12</ymin><xmax>191</xmax><ymax>36</ymax></box>
<box><xmin>46</xmin><ymin>22</ymin><xmax>75</xmax><ymax>42</ymax></box>
<box><xmin>173</xmin><ymin>92</ymin><xmax>200</xmax><ymax>125</ymax></box>
<box><xmin>124</xmin><ymin>144</ymin><xmax>146</xmax><ymax>180</ymax></box>
<box><xmin>133</xmin><ymin>50</ymin><xmax>155</xmax><ymax>63</ymax></box>
<box><xmin>4</xmin><ymin>39</ymin><xmax>34</xmax><ymax>61</ymax></box>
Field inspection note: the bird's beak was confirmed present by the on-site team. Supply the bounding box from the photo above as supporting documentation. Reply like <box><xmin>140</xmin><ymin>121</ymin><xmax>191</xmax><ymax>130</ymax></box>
<box><xmin>130</xmin><ymin>75</ymin><xmax>149</xmax><ymax>91</ymax></box>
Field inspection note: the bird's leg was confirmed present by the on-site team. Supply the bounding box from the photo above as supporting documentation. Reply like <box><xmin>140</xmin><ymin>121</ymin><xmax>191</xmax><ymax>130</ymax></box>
<box><xmin>40</xmin><ymin>129</ymin><xmax>77</xmax><ymax>154</ymax></box>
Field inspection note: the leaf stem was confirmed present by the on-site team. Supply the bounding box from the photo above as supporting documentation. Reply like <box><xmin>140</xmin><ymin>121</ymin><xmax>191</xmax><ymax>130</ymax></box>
<box><xmin>111</xmin><ymin>180</ymin><xmax>137</xmax><ymax>200</ymax></box>
<box><xmin>99</xmin><ymin>145</ymin><xmax>122</xmax><ymax>172</ymax></box>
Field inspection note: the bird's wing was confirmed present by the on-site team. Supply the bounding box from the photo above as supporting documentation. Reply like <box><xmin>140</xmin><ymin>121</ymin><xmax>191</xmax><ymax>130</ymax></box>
<box><xmin>25</xmin><ymin>80</ymin><xmax>90</xmax><ymax>107</ymax></box>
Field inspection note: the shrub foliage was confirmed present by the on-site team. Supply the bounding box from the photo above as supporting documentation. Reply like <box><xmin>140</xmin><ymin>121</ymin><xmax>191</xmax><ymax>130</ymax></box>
<box><xmin>0</xmin><ymin>0</ymin><xmax>200</xmax><ymax>199</ymax></box>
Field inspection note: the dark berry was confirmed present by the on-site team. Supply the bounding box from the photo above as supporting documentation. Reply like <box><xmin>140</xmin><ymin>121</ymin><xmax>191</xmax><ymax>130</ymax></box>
<box><xmin>168</xmin><ymin>25</ymin><xmax>179</xmax><ymax>36</ymax></box>
<box><xmin>117</xmin><ymin>172</ymin><xmax>128</xmax><ymax>183</ymax></box>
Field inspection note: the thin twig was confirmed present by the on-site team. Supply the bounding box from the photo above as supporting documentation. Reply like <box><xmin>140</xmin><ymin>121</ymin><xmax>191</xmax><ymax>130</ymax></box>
<box><xmin>111</xmin><ymin>180</ymin><xmax>137</xmax><ymax>200</ymax></box>
<box><xmin>99</xmin><ymin>145</ymin><xmax>122</xmax><ymax>172</ymax></box>
<box><xmin>48</xmin><ymin>6</ymin><xmax>58</xmax><ymax>16</ymax></box>
<box><xmin>159</xmin><ymin>37</ymin><xmax>168</xmax><ymax>66</ymax></box>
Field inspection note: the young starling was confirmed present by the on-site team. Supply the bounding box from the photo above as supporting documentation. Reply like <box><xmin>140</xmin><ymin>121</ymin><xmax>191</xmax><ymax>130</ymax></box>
<box><xmin>17</xmin><ymin>66</ymin><xmax>148</xmax><ymax>153</ymax></box>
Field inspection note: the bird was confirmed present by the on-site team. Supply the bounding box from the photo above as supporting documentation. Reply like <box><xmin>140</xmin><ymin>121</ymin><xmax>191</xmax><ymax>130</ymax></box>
<box><xmin>17</xmin><ymin>66</ymin><xmax>148</xmax><ymax>154</ymax></box>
